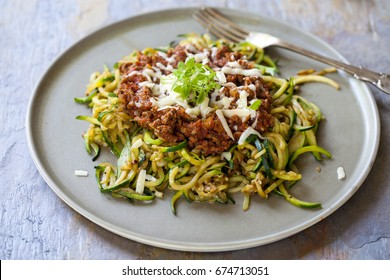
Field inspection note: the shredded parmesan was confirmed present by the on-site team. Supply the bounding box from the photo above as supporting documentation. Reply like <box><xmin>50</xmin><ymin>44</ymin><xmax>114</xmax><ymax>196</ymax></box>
<box><xmin>75</xmin><ymin>170</ymin><xmax>89</xmax><ymax>177</ymax></box>
<box><xmin>216</xmin><ymin>109</ymin><xmax>235</xmax><ymax>140</ymax></box>
<box><xmin>236</xmin><ymin>90</ymin><xmax>249</xmax><ymax>108</ymax></box>
<box><xmin>216</xmin><ymin>71</ymin><xmax>226</xmax><ymax>83</ymax></box>
<box><xmin>135</xmin><ymin>169</ymin><xmax>147</xmax><ymax>194</ymax></box>
<box><xmin>337</xmin><ymin>167</ymin><xmax>346</xmax><ymax>180</ymax></box>
<box><xmin>238</xmin><ymin>127</ymin><xmax>264</xmax><ymax>145</ymax></box>
<box><xmin>221</xmin><ymin>66</ymin><xmax>262</xmax><ymax>77</ymax></box>
<box><xmin>222</xmin><ymin>108</ymin><xmax>256</xmax><ymax>122</ymax></box>
<box><xmin>226</xmin><ymin>61</ymin><xmax>242</xmax><ymax>68</ymax></box>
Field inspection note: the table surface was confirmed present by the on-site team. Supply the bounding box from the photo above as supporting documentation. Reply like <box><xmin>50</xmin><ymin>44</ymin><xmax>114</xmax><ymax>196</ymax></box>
<box><xmin>2</xmin><ymin>0</ymin><xmax>390</xmax><ymax>260</ymax></box>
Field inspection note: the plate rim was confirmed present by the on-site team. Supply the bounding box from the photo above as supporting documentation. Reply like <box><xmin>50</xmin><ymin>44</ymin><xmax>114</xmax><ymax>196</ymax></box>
<box><xmin>25</xmin><ymin>6</ymin><xmax>380</xmax><ymax>252</ymax></box>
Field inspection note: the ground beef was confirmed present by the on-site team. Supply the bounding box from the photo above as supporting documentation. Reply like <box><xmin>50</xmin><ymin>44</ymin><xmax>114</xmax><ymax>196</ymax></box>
<box><xmin>117</xmin><ymin>44</ymin><xmax>273</xmax><ymax>155</ymax></box>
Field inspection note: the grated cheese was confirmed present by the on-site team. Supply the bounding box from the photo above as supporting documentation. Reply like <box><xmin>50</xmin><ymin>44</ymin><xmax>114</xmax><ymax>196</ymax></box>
<box><xmin>337</xmin><ymin>167</ymin><xmax>346</xmax><ymax>180</ymax></box>
<box><xmin>226</xmin><ymin>61</ymin><xmax>242</xmax><ymax>68</ymax></box>
<box><xmin>216</xmin><ymin>71</ymin><xmax>226</xmax><ymax>83</ymax></box>
<box><xmin>236</xmin><ymin>90</ymin><xmax>249</xmax><ymax>108</ymax></box>
<box><xmin>75</xmin><ymin>170</ymin><xmax>89</xmax><ymax>177</ymax></box>
<box><xmin>216</xmin><ymin>109</ymin><xmax>235</xmax><ymax>140</ymax></box>
<box><xmin>222</xmin><ymin>108</ymin><xmax>256</xmax><ymax>122</ymax></box>
<box><xmin>135</xmin><ymin>169</ymin><xmax>147</xmax><ymax>194</ymax></box>
<box><xmin>221</xmin><ymin>66</ymin><xmax>262</xmax><ymax>77</ymax></box>
<box><xmin>238</xmin><ymin>127</ymin><xmax>264</xmax><ymax>145</ymax></box>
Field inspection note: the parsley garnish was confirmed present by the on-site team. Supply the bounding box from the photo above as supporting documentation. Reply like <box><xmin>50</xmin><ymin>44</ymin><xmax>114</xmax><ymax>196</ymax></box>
<box><xmin>249</xmin><ymin>99</ymin><xmax>262</xmax><ymax>110</ymax></box>
<box><xmin>172</xmin><ymin>58</ymin><xmax>220</xmax><ymax>105</ymax></box>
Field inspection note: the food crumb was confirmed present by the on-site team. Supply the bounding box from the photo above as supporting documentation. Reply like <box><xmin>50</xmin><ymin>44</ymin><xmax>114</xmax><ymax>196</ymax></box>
<box><xmin>315</xmin><ymin>167</ymin><xmax>321</xmax><ymax>173</ymax></box>
<box><xmin>75</xmin><ymin>170</ymin><xmax>89</xmax><ymax>177</ymax></box>
<box><xmin>337</xmin><ymin>167</ymin><xmax>346</xmax><ymax>180</ymax></box>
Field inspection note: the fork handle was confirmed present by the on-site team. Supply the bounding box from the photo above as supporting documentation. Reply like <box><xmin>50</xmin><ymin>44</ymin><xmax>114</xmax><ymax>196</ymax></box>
<box><xmin>256</xmin><ymin>36</ymin><xmax>390</xmax><ymax>94</ymax></box>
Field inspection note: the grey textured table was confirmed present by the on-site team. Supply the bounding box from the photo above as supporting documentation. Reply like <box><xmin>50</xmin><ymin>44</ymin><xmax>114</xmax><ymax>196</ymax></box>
<box><xmin>1</xmin><ymin>0</ymin><xmax>389</xmax><ymax>259</ymax></box>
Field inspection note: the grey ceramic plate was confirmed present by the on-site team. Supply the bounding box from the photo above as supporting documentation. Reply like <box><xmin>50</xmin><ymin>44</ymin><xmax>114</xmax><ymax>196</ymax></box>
<box><xmin>26</xmin><ymin>7</ymin><xmax>379</xmax><ymax>252</ymax></box>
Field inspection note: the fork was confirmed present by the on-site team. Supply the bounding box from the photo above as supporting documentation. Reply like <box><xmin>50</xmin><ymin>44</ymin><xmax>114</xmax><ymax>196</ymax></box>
<box><xmin>193</xmin><ymin>7</ymin><xmax>390</xmax><ymax>95</ymax></box>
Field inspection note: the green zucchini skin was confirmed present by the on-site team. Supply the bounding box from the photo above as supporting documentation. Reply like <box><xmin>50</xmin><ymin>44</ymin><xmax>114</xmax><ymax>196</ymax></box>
<box><xmin>161</xmin><ymin>140</ymin><xmax>187</xmax><ymax>153</ymax></box>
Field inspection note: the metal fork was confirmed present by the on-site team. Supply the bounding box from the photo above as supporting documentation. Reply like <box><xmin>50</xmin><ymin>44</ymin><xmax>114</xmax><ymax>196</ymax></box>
<box><xmin>193</xmin><ymin>7</ymin><xmax>390</xmax><ymax>95</ymax></box>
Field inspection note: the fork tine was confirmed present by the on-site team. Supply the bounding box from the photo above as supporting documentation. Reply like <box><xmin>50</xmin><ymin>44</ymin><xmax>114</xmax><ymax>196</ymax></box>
<box><xmin>202</xmin><ymin>8</ymin><xmax>249</xmax><ymax>38</ymax></box>
<box><xmin>193</xmin><ymin>12</ymin><xmax>243</xmax><ymax>42</ymax></box>
<box><xmin>193</xmin><ymin>8</ymin><xmax>248</xmax><ymax>42</ymax></box>
<box><xmin>195</xmin><ymin>9</ymin><xmax>246</xmax><ymax>42</ymax></box>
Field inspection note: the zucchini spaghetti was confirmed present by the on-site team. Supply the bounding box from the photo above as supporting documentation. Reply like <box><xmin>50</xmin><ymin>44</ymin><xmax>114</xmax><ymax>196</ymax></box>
<box><xmin>75</xmin><ymin>33</ymin><xmax>338</xmax><ymax>213</ymax></box>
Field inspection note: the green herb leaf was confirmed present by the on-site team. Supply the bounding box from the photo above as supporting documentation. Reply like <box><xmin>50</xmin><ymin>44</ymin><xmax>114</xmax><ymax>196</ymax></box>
<box><xmin>172</xmin><ymin>57</ymin><xmax>220</xmax><ymax>105</ymax></box>
<box><xmin>101</xmin><ymin>76</ymin><xmax>115</xmax><ymax>83</ymax></box>
<box><xmin>249</xmin><ymin>99</ymin><xmax>262</xmax><ymax>110</ymax></box>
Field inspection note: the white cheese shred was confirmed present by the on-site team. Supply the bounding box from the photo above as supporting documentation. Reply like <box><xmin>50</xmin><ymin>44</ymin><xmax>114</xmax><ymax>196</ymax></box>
<box><xmin>337</xmin><ymin>167</ymin><xmax>346</xmax><ymax>180</ymax></box>
<box><xmin>136</xmin><ymin>169</ymin><xmax>147</xmax><ymax>194</ymax></box>
<box><xmin>238</xmin><ymin>127</ymin><xmax>264</xmax><ymax>145</ymax></box>
<box><xmin>216</xmin><ymin>109</ymin><xmax>235</xmax><ymax>140</ymax></box>
<box><xmin>75</xmin><ymin>170</ymin><xmax>89</xmax><ymax>177</ymax></box>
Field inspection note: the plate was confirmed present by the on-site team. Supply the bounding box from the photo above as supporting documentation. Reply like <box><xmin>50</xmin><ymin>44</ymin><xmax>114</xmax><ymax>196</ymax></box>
<box><xmin>26</xmin><ymin>7</ymin><xmax>379</xmax><ymax>252</ymax></box>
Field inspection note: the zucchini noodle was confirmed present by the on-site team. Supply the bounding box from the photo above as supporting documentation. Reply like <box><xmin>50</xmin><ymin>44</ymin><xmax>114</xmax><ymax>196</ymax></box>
<box><xmin>75</xmin><ymin>33</ymin><xmax>338</xmax><ymax>214</ymax></box>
